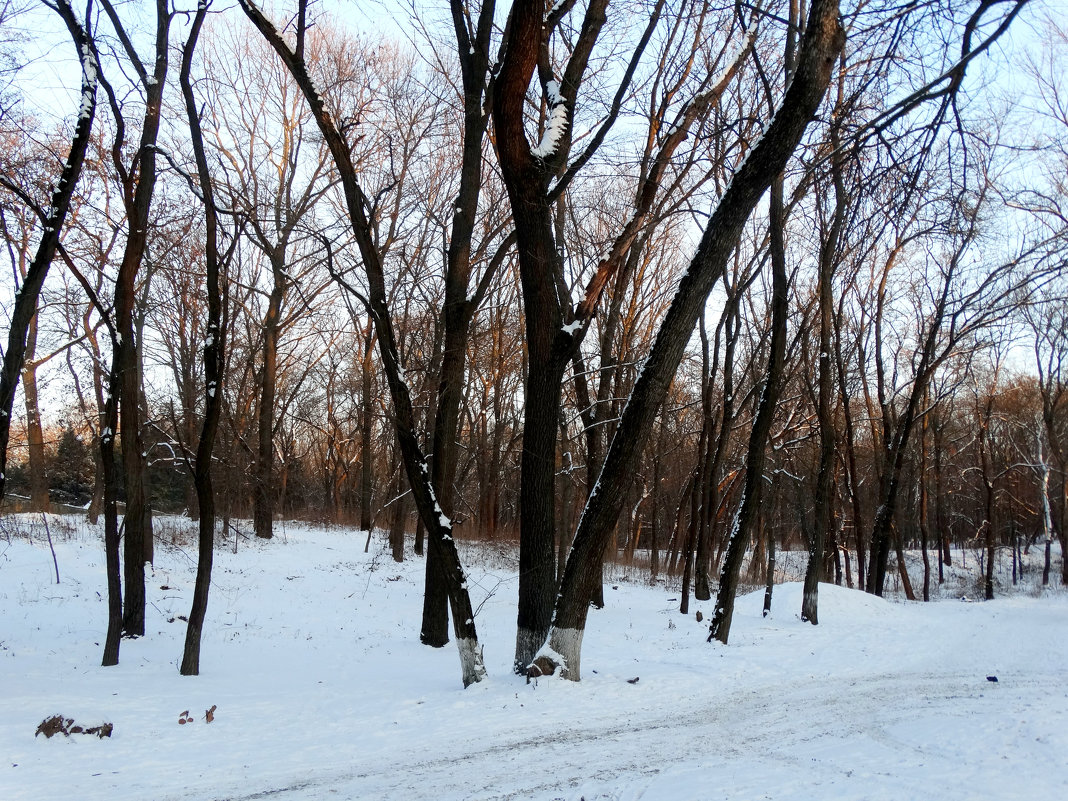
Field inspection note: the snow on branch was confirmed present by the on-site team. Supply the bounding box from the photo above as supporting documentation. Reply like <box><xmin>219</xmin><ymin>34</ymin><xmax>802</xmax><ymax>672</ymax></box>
<box><xmin>532</xmin><ymin>80</ymin><xmax>569</xmax><ymax>160</ymax></box>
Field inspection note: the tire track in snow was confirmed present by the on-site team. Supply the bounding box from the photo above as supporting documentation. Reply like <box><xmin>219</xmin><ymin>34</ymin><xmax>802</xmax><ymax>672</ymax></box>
<box><xmin>183</xmin><ymin>670</ymin><xmax>1058</xmax><ymax>801</ymax></box>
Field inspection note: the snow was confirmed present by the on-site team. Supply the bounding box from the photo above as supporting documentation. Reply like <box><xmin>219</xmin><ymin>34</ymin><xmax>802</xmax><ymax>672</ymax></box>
<box><xmin>1</xmin><ymin>515</ymin><xmax>1066</xmax><ymax>800</ymax></box>
<box><xmin>561</xmin><ymin>320</ymin><xmax>582</xmax><ymax>335</ymax></box>
<box><xmin>77</xmin><ymin>43</ymin><xmax>97</xmax><ymax>122</ymax></box>
<box><xmin>708</xmin><ymin>27</ymin><xmax>757</xmax><ymax>91</ymax></box>
<box><xmin>531</xmin><ymin>81</ymin><xmax>569</xmax><ymax>160</ymax></box>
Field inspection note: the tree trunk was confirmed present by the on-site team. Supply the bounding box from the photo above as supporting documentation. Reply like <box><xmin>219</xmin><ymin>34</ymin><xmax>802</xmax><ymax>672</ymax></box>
<box><xmin>527</xmin><ymin>0</ymin><xmax>843</xmax><ymax>677</ymax></box>
<box><xmin>22</xmin><ymin>315</ymin><xmax>50</xmax><ymax>513</ymax></box>
<box><xmin>762</xmin><ymin>527</ymin><xmax>776</xmax><ymax>617</ymax></box>
<box><xmin>359</xmin><ymin>322</ymin><xmax>375</xmax><ymax>534</ymax></box>
<box><xmin>254</xmin><ymin>273</ymin><xmax>283</xmax><ymax>540</ymax></box>
<box><xmin>977</xmin><ymin>387</ymin><xmax>996</xmax><ymax>601</ymax></box>
<box><xmin>693</xmin><ymin>315</ymin><xmax>714</xmax><ymax>601</ymax></box>
<box><xmin>180</xmin><ymin>4</ymin><xmax>225</xmax><ymax>675</ymax></box>
<box><xmin>802</xmin><ymin>44</ymin><xmax>843</xmax><ymax>624</ymax></box>
<box><xmin>934</xmin><ymin>412</ymin><xmax>950</xmax><ymax>579</ymax></box>
<box><xmin>893</xmin><ymin>524</ymin><xmax>916</xmax><ymax>601</ymax></box>
<box><xmin>390</xmin><ymin>465</ymin><xmax>406</xmax><ymax>563</ymax></box>
<box><xmin>117</xmin><ymin>288</ymin><xmax>148</xmax><ymax>636</ymax></box>
<box><xmin>100</xmin><ymin>360</ymin><xmax>122</xmax><ymax>666</ymax></box>
<box><xmin>680</xmin><ymin>472</ymin><xmax>699</xmax><ymax>615</ymax></box>
<box><xmin>919</xmin><ymin>395</ymin><xmax>931</xmax><ymax>601</ymax></box>
<box><xmin>109</xmin><ymin>0</ymin><xmax>172</xmax><ymax>638</ymax></box>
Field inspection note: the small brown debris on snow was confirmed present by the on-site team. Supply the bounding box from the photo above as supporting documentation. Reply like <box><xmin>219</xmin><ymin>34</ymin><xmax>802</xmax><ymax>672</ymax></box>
<box><xmin>36</xmin><ymin>715</ymin><xmax>112</xmax><ymax>738</ymax></box>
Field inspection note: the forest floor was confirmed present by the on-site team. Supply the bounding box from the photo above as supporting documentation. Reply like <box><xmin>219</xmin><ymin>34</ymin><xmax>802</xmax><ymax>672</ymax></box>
<box><xmin>1</xmin><ymin>514</ymin><xmax>1066</xmax><ymax>800</ymax></box>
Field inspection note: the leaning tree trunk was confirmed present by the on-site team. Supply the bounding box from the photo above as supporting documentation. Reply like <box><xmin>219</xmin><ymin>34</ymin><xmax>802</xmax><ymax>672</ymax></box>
<box><xmin>239</xmin><ymin>0</ymin><xmax>486</xmax><ymax>686</ymax></box>
<box><xmin>527</xmin><ymin>0</ymin><xmax>843</xmax><ymax>679</ymax></box>
<box><xmin>0</xmin><ymin>0</ymin><xmax>97</xmax><ymax>503</ymax></box>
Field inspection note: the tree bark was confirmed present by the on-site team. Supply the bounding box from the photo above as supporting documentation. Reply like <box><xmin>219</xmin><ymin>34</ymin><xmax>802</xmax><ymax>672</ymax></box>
<box><xmin>98</xmin><ymin>0</ymin><xmax>172</xmax><ymax>638</ymax></box>
<box><xmin>762</xmin><ymin>528</ymin><xmax>776</xmax><ymax>617</ymax></box>
<box><xmin>100</xmin><ymin>359</ymin><xmax>122</xmax><ymax>666</ymax></box>
<box><xmin>492</xmin><ymin>0</ymin><xmax>607</xmax><ymax>672</ymax></box>
<box><xmin>360</xmin><ymin>321</ymin><xmax>375</xmax><ymax>534</ymax></box>
<box><xmin>390</xmin><ymin>463</ymin><xmax>406</xmax><ymax>563</ymax></box>
<box><xmin>919</xmin><ymin>393</ymin><xmax>931</xmax><ymax>602</ymax></box>
<box><xmin>417</xmin><ymin>0</ymin><xmax>502</xmax><ymax>648</ymax></box>
<box><xmin>709</xmin><ymin>171</ymin><xmax>790</xmax><ymax>645</ymax></box>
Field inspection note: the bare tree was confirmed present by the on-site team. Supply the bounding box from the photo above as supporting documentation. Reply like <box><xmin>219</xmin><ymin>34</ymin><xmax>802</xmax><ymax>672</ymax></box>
<box><xmin>178</xmin><ymin>0</ymin><xmax>236</xmax><ymax>676</ymax></box>
<box><xmin>201</xmin><ymin>19</ymin><xmax>335</xmax><ymax>540</ymax></box>
<box><xmin>238</xmin><ymin>0</ymin><xmax>487</xmax><ymax>686</ymax></box>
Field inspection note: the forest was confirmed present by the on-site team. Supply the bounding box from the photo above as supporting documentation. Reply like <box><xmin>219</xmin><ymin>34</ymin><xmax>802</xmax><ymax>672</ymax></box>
<box><xmin>0</xmin><ymin>0</ymin><xmax>1065</xmax><ymax>688</ymax></box>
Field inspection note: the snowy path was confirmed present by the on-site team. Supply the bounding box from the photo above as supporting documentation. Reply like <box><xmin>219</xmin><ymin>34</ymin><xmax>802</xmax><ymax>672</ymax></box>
<box><xmin>170</xmin><ymin>669</ymin><xmax>1066</xmax><ymax>801</ymax></box>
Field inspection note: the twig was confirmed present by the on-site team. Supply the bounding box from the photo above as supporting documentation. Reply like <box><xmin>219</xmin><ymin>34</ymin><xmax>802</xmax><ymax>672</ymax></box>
<box><xmin>41</xmin><ymin>513</ymin><xmax>60</xmax><ymax>584</ymax></box>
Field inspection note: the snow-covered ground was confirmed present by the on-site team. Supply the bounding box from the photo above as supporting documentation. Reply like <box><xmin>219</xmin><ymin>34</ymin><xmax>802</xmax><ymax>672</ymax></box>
<box><xmin>2</xmin><ymin>514</ymin><xmax>1066</xmax><ymax>800</ymax></box>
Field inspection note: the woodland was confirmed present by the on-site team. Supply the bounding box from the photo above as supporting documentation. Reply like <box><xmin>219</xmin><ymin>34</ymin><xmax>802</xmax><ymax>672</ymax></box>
<box><xmin>0</xmin><ymin>0</ymin><xmax>1065</xmax><ymax>689</ymax></box>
